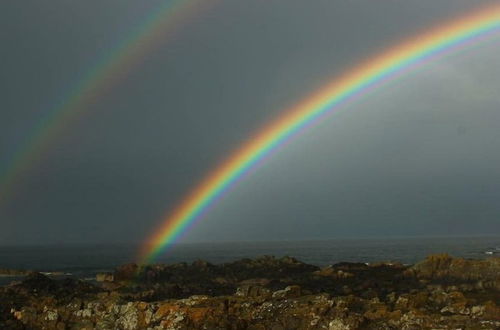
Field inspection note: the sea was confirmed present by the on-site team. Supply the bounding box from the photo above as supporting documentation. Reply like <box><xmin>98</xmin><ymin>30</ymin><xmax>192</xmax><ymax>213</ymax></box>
<box><xmin>1</xmin><ymin>236</ymin><xmax>499</xmax><ymax>286</ymax></box>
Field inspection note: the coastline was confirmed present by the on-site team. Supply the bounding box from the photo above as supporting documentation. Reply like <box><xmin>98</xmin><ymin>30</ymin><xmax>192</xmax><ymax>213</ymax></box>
<box><xmin>1</xmin><ymin>254</ymin><xmax>499</xmax><ymax>329</ymax></box>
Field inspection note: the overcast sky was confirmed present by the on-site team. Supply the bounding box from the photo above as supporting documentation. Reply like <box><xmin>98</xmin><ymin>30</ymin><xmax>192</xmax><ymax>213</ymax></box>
<box><xmin>1</xmin><ymin>0</ymin><xmax>499</xmax><ymax>245</ymax></box>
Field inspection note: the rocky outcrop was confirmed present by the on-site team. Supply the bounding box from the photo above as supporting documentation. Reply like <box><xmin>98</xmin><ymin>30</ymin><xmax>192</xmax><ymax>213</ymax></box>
<box><xmin>407</xmin><ymin>254</ymin><xmax>500</xmax><ymax>280</ymax></box>
<box><xmin>405</xmin><ymin>254</ymin><xmax>500</xmax><ymax>291</ymax></box>
<box><xmin>1</xmin><ymin>255</ymin><xmax>499</xmax><ymax>329</ymax></box>
<box><xmin>96</xmin><ymin>273</ymin><xmax>114</xmax><ymax>282</ymax></box>
<box><xmin>0</xmin><ymin>269</ymin><xmax>31</xmax><ymax>276</ymax></box>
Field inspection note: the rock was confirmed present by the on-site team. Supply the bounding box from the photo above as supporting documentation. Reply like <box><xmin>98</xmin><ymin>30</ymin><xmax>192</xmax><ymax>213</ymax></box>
<box><xmin>96</xmin><ymin>273</ymin><xmax>114</xmax><ymax>282</ymax></box>
<box><xmin>192</xmin><ymin>259</ymin><xmax>212</xmax><ymax>268</ymax></box>
<box><xmin>0</xmin><ymin>269</ymin><xmax>31</xmax><ymax>276</ymax></box>
<box><xmin>406</xmin><ymin>254</ymin><xmax>500</xmax><ymax>285</ymax></box>
<box><xmin>235</xmin><ymin>285</ymin><xmax>271</xmax><ymax>298</ymax></box>
<box><xmin>363</xmin><ymin>302</ymin><xmax>389</xmax><ymax>321</ymax></box>
<box><xmin>314</xmin><ymin>266</ymin><xmax>354</xmax><ymax>279</ymax></box>
<box><xmin>1</xmin><ymin>255</ymin><xmax>499</xmax><ymax>329</ymax></box>
<box><xmin>328</xmin><ymin>319</ymin><xmax>350</xmax><ymax>330</ymax></box>
<box><xmin>272</xmin><ymin>285</ymin><xmax>302</xmax><ymax>299</ymax></box>
<box><xmin>239</xmin><ymin>278</ymin><xmax>271</xmax><ymax>286</ymax></box>
<box><xmin>45</xmin><ymin>309</ymin><xmax>58</xmax><ymax>321</ymax></box>
<box><xmin>114</xmin><ymin>263</ymin><xmax>139</xmax><ymax>281</ymax></box>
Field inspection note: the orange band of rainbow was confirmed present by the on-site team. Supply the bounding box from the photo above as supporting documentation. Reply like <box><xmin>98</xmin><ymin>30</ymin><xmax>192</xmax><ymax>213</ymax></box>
<box><xmin>140</xmin><ymin>4</ymin><xmax>500</xmax><ymax>264</ymax></box>
<box><xmin>0</xmin><ymin>0</ymin><xmax>217</xmax><ymax>204</ymax></box>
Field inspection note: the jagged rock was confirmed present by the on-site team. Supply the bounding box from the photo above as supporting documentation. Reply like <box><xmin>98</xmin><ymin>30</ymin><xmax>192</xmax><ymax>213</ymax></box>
<box><xmin>272</xmin><ymin>285</ymin><xmax>302</xmax><ymax>298</ymax></box>
<box><xmin>235</xmin><ymin>285</ymin><xmax>271</xmax><ymax>298</ymax></box>
<box><xmin>96</xmin><ymin>273</ymin><xmax>114</xmax><ymax>282</ymax></box>
<box><xmin>114</xmin><ymin>263</ymin><xmax>139</xmax><ymax>282</ymax></box>
<box><xmin>1</xmin><ymin>255</ymin><xmax>499</xmax><ymax>329</ymax></box>
<box><xmin>0</xmin><ymin>268</ymin><xmax>31</xmax><ymax>276</ymax></box>
<box><xmin>314</xmin><ymin>266</ymin><xmax>354</xmax><ymax>279</ymax></box>
<box><xmin>406</xmin><ymin>254</ymin><xmax>500</xmax><ymax>285</ymax></box>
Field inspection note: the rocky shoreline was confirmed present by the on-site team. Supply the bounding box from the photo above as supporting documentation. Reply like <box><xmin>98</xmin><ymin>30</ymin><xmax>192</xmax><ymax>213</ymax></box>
<box><xmin>0</xmin><ymin>269</ymin><xmax>32</xmax><ymax>277</ymax></box>
<box><xmin>1</xmin><ymin>254</ymin><xmax>499</xmax><ymax>329</ymax></box>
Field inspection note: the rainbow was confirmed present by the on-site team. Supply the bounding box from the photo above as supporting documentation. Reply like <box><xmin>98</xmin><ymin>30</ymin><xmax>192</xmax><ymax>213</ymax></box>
<box><xmin>140</xmin><ymin>4</ymin><xmax>500</xmax><ymax>264</ymax></box>
<box><xmin>0</xmin><ymin>0</ymin><xmax>216</xmax><ymax>204</ymax></box>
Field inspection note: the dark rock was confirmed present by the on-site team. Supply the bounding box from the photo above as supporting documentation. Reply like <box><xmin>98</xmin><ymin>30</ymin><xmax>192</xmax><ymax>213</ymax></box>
<box><xmin>96</xmin><ymin>272</ymin><xmax>114</xmax><ymax>282</ymax></box>
<box><xmin>235</xmin><ymin>285</ymin><xmax>271</xmax><ymax>298</ymax></box>
<box><xmin>406</xmin><ymin>254</ymin><xmax>500</xmax><ymax>284</ymax></box>
<box><xmin>272</xmin><ymin>285</ymin><xmax>302</xmax><ymax>298</ymax></box>
<box><xmin>1</xmin><ymin>255</ymin><xmax>499</xmax><ymax>329</ymax></box>
<box><xmin>0</xmin><ymin>269</ymin><xmax>31</xmax><ymax>276</ymax></box>
<box><xmin>114</xmin><ymin>263</ymin><xmax>139</xmax><ymax>281</ymax></box>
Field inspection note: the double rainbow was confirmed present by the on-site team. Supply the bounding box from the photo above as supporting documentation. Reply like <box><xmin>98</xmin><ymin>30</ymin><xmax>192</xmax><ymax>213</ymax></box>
<box><xmin>140</xmin><ymin>4</ymin><xmax>500</xmax><ymax>264</ymax></box>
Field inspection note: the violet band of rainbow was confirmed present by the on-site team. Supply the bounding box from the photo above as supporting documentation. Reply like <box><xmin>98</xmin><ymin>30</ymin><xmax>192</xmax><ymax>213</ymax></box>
<box><xmin>140</xmin><ymin>4</ymin><xmax>500</xmax><ymax>264</ymax></box>
<box><xmin>0</xmin><ymin>0</ymin><xmax>216</xmax><ymax>204</ymax></box>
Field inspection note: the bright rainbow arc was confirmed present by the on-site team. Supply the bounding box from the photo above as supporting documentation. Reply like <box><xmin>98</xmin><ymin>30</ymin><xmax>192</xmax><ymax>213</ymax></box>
<box><xmin>0</xmin><ymin>0</ymin><xmax>215</xmax><ymax>204</ymax></box>
<box><xmin>140</xmin><ymin>4</ymin><xmax>500</xmax><ymax>264</ymax></box>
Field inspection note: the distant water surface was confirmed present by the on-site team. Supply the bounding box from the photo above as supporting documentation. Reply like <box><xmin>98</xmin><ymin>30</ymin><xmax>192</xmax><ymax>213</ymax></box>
<box><xmin>0</xmin><ymin>236</ymin><xmax>499</xmax><ymax>285</ymax></box>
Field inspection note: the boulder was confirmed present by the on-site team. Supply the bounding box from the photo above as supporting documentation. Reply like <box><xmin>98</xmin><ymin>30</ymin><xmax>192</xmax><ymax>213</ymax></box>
<box><xmin>406</xmin><ymin>254</ymin><xmax>500</xmax><ymax>284</ymax></box>
<box><xmin>272</xmin><ymin>285</ymin><xmax>302</xmax><ymax>299</ymax></box>
<box><xmin>96</xmin><ymin>273</ymin><xmax>114</xmax><ymax>282</ymax></box>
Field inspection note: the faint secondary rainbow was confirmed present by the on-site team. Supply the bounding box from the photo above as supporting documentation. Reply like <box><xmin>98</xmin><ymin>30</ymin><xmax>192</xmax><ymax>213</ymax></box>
<box><xmin>0</xmin><ymin>0</ymin><xmax>216</xmax><ymax>204</ymax></box>
<box><xmin>140</xmin><ymin>4</ymin><xmax>500</xmax><ymax>264</ymax></box>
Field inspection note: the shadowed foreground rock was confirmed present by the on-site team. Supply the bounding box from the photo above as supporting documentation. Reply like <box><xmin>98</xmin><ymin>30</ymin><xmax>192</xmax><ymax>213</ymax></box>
<box><xmin>1</xmin><ymin>254</ymin><xmax>499</xmax><ymax>329</ymax></box>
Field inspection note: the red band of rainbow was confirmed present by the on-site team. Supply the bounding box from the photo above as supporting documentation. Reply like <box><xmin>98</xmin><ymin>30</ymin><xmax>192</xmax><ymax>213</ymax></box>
<box><xmin>140</xmin><ymin>4</ymin><xmax>500</xmax><ymax>264</ymax></box>
<box><xmin>0</xmin><ymin>0</ymin><xmax>216</xmax><ymax>204</ymax></box>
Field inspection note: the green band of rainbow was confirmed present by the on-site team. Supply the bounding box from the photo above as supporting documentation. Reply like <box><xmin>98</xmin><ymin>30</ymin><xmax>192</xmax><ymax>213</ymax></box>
<box><xmin>0</xmin><ymin>0</ymin><xmax>215</xmax><ymax>204</ymax></box>
<box><xmin>140</xmin><ymin>4</ymin><xmax>500</xmax><ymax>264</ymax></box>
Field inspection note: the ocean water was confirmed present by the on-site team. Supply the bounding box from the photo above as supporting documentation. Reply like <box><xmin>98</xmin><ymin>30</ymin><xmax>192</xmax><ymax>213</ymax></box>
<box><xmin>1</xmin><ymin>236</ymin><xmax>499</xmax><ymax>285</ymax></box>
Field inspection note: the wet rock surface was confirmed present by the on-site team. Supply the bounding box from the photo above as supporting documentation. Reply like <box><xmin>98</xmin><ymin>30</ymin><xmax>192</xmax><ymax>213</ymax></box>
<box><xmin>1</xmin><ymin>254</ymin><xmax>499</xmax><ymax>329</ymax></box>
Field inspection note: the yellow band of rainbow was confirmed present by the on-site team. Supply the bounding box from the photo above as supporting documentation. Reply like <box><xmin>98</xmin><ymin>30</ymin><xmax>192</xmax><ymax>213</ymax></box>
<box><xmin>140</xmin><ymin>4</ymin><xmax>500</xmax><ymax>264</ymax></box>
<box><xmin>0</xmin><ymin>0</ymin><xmax>216</xmax><ymax>204</ymax></box>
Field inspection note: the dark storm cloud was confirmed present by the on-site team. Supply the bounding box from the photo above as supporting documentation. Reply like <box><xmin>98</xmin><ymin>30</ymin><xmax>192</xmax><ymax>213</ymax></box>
<box><xmin>1</xmin><ymin>0</ymin><xmax>499</xmax><ymax>244</ymax></box>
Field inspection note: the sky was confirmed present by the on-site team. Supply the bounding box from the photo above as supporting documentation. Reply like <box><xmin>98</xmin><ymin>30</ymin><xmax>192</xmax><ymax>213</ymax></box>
<box><xmin>1</xmin><ymin>0</ymin><xmax>499</xmax><ymax>245</ymax></box>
